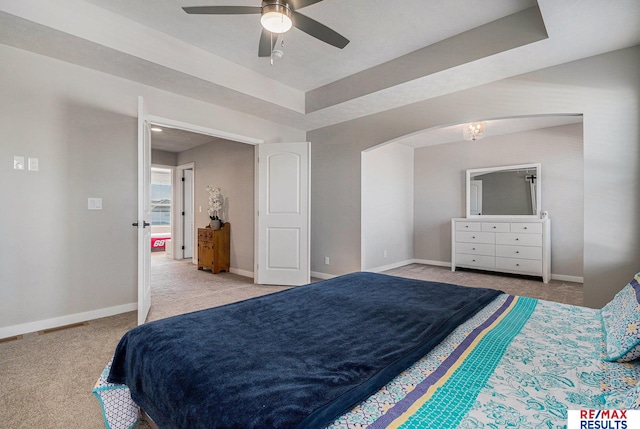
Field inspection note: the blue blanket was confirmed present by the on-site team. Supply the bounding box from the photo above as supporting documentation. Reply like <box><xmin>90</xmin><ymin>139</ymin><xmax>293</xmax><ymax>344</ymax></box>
<box><xmin>108</xmin><ymin>272</ymin><xmax>501</xmax><ymax>428</ymax></box>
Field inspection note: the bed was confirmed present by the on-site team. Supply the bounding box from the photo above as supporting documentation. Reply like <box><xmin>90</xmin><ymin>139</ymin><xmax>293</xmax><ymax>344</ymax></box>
<box><xmin>94</xmin><ymin>271</ymin><xmax>640</xmax><ymax>428</ymax></box>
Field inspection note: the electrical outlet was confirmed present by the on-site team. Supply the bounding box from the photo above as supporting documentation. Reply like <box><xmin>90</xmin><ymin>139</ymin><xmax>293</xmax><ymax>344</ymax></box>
<box><xmin>324</xmin><ymin>256</ymin><xmax>330</xmax><ymax>265</ymax></box>
<box><xmin>383</xmin><ymin>250</ymin><xmax>388</xmax><ymax>258</ymax></box>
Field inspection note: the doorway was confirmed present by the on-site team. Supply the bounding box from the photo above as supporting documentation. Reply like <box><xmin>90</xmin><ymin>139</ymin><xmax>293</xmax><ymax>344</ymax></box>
<box><xmin>139</xmin><ymin>107</ymin><xmax>310</xmax><ymax>324</ymax></box>
<box><xmin>175</xmin><ymin>163</ymin><xmax>195</xmax><ymax>260</ymax></box>
<box><xmin>150</xmin><ymin>166</ymin><xmax>173</xmax><ymax>254</ymax></box>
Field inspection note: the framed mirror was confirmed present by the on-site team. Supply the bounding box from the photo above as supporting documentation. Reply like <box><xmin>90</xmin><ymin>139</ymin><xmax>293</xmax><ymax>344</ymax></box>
<box><xmin>466</xmin><ymin>163</ymin><xmax>541</xmax><ymax>218</ymax></box>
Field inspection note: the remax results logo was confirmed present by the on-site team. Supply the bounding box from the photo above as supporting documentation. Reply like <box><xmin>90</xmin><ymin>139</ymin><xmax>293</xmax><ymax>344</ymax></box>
<box><xmin>568</xmin><ymin>410</ymin><xmax>639</xmax><ymax>429</ymax></box>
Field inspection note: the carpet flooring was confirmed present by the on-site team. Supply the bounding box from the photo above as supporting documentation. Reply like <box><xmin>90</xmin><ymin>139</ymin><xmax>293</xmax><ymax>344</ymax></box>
<box><xmin>0</xmin><ymin>253</ymin><xmax>583</xmax><ymax>428</ymax></box>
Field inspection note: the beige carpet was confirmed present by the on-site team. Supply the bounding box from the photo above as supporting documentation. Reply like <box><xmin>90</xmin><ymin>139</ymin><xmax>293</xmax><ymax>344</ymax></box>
<box><xmin>0</xmin><ymin>253</ymin><xmax>583</xmax><ymax>428</ymax></box>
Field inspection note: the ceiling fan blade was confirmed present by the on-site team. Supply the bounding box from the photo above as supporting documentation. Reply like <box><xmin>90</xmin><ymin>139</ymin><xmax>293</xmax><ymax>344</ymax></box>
<box><xmin>258</xmin><ymin>29</ymin><xmax>278</xmax><ymax>57</ymax></box>
<box><xmin>182</xmin><ymin>6</ymin><xmax>261</xmax><ymax>15</ymax></box>
<box><xmin>291</xmin><ymin>12</ymin><xmax>349</xmax><ymax>49</ymax></box>
<box><xmin>288</xmin><ymin>0</ymin><xmax>324</xmax><ymax>10</ymax></box>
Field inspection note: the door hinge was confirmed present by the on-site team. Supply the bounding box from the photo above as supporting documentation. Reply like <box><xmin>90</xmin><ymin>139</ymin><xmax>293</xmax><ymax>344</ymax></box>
<box><xmin>181</xmin><ymin>246</ymin><xmax>185</xmax><ymax>250</ymax></box>
<box><xmin>182</xmin><ymin>177</ymin><xmax>185</xmax><ymax>182</ymax></box>
<box><xmin>182</xmin><ymin>211</ymin><xmax>185</xmax><ymax>216</ymax></box>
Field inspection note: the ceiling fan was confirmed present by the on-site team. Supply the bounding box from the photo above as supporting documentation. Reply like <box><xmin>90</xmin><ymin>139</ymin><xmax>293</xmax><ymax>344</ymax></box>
<box><xmin>183</xmin><ymin>0</ymin><xmax>350</xmax><ymax>58</ymax></box>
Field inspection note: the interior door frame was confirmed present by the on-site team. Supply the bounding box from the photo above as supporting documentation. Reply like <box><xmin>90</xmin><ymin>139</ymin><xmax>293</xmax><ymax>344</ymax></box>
<box><xmin>138</xmin><ymin>110</ymin><xmax>265</xmax><ymax>322</ymax></box>
<box><xmin>145</xmin><ymin>113</ymin><xmax>264</xmax><ymax>260</ymax></box>
<box><xmin>175</xmin><ymin>162</ymin><xmax>195</xmax><ymax>261</ymax></box>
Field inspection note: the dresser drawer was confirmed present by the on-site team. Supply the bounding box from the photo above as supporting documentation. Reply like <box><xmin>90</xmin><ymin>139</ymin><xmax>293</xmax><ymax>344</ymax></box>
<box><xmin>455</xmin><ymin>231</ymin><xmax>495</xmax><ymax>244</ymax></box>
<box><xmin>481</xmin><ymin>222</ymin><xmax>510</xmax><ymax>233</ymax></box>
<box><xmin>456</xmin><ymin>243</ymin><xmax>495</xmax><ymax>256</ymax></box>
<box><xmin>455</xmin><ymin>254</ymin><xmax>495</xmax><ymax>269</ymax></box>
<box><xmin>495</xmin><ymin>233</ymin><xmax>542</xmax><ymax>246</ymax></box>
<box><xmin>496</xmin><ymin>257</ymin><xmax>542</xmax><ymax>275</ymax></box>
<box><xmin>198</xmin><ymin>229</ymin><xmax>214</xmax><ymax>240</ymax></box>
<box><xmin>455</xmin><ymin>222</ymin><xmax>481</xmax><ymax>232</ymax></box>
<box><xmin>510</xmin><ymin>223</ymin><xmax>542</xmax><ymax>234</ymax></box>
<box><xmin>496</xmin><ymin>245</ymin><xmax>542</xmax><ymax>260</ymax></box>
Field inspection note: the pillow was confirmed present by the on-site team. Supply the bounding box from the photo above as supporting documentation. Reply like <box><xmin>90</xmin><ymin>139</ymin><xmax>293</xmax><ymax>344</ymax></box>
<box><xmin>601</xmin><ymin>273</ymin><xmax>640</xmax><ymax>362</ymax></box>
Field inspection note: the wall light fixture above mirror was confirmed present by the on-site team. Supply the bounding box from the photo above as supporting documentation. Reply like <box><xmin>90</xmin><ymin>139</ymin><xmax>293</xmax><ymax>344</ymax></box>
<box><xmin>466</xmin><ymin>163</ymin><xmax>541</xmax><ymax>218</ymax></box>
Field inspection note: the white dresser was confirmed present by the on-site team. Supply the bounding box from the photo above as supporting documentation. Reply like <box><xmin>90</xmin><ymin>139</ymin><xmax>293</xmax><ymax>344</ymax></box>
<box><xmin>451</xmin><ymin>218</ymin><xmax>550</xmax><ymax>283</ymax></box>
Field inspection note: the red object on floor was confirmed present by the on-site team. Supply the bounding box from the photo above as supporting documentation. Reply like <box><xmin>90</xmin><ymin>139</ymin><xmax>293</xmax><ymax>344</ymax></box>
<box><xmin>151</xmin><ymin>236</ymin><xmax>171</xmax><ymax>251</ymax></box>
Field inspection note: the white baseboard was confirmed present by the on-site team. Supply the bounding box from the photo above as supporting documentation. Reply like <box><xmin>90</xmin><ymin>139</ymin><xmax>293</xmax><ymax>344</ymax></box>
<box><xmin>310</xmin><ymin>271</ymin><xmax>337</xmax><ymax>280</ymax></box>
<box><xmin>376</xmin><ymin>260</ymin><xmax>583</xmax><ymax>283</ymax></box>
<box><xmin>0</xmin><ymin>302</ymin><xmax>137</xmax><ymax>339</ymax></box>
<box><xmin>365</xmin><ymin>259</ymin><xmax>416</xmax><ymax>273</ymax></box>
<box><xmin>410</xmin><ymin>259</ymin><xmax>452</xmax><ymax>268</ymax></box>
<box><xmin>551</xmin><ymin>274</ymin><xmax>584</xmax><ymax>283</ymax></box>
<box><xmin>230</xmin><ymin>267</ymin><xmax>254</xmax><ymax>278</ymax></box>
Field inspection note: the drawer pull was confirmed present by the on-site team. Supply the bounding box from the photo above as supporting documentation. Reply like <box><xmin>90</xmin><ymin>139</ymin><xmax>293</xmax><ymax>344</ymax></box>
<box><xmin>524</xmin><ymin>227</ymin><xmax>528</xmax><ymax>230</ymax></box>
<box><xmin>516</xmin><ymin>263</ymin><xmax>520</xmax><ymax>266</ymax></box>
<box><xmin>472</xmin><ymin>236</ymin><xmax>476</xmax><ymax>239</ymax></box>
<box><xmin>515</xmin><ymin>238</ymin><xmax>519</xmax><ymax>241</ymax></box>
<box><xmin>465</xmin><ymin>225</ymin><xmax>469</xmax><ymax>228</ymax></box>
<box><xmin>472</xmin><ymin>259</ymin><xmax>476</xmax><ymax>262</ymax></box>
<box><xmin>516</xmin><ymin>251</ymin><xmax>520</xmax><ymax>254</ymax></box>
<box><xmin>472</xmin><ymin>247</ymin><xmax>476</xmax><ymax>250</ymax></box>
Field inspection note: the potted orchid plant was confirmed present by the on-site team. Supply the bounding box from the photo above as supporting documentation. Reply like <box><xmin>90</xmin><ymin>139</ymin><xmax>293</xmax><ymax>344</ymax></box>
<box><xmin>206</xmin><ymin>185</ymin><xmax>223</xmax><ymax>230</ymax></box>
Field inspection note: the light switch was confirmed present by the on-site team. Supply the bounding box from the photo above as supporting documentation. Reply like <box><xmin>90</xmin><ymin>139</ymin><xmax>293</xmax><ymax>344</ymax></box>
<box><xmin>13</xmin><ymin>156</ymin><xmax>24</xmax><ymax>170</ymax></box>
<box><xmin>88</xmin><ymin>198</ymin><xmax>103</xmax><ymax>210</ymax></box>
<box><xmin>28</xmin><ymin>157</ymin><xmax>39</xmax><ymax>171</ymax></box>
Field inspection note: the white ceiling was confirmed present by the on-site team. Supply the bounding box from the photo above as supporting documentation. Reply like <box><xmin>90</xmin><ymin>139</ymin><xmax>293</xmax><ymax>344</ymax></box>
<box><xmin>80</xmin><ymin>0</ymin><xmax>536</xmax><ymax>92</ymax></box>
<box><xmin>0</xmin><ymin>0</ymin><xmax>638</xmax><ymax>144</ymax></box>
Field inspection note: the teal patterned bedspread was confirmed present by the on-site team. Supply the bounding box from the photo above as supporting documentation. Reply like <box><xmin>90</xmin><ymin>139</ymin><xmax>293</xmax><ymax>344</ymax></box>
<box><xmin>328</xmin><ymin>295</ymin><xmax>640</xmax><ymax>428</ymax></box>
<box><xmin>95</xmin><ymin>294</ymin><xmax>640</xmax><ymax>429</ymax></box>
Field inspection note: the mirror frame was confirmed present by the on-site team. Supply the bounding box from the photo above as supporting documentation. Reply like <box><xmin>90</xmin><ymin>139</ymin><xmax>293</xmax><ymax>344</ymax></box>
<box><xmin>466</xmin><ymin>163</ymin><xmax>541</xmax><ymax>218</ymax></box>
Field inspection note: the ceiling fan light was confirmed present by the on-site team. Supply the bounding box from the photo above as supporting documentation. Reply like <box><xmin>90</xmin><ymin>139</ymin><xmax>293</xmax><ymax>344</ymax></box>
<box><xmin>261</xmin><ymin>3</ymin><xmax>292</xmax><ymax>34</ymax></box>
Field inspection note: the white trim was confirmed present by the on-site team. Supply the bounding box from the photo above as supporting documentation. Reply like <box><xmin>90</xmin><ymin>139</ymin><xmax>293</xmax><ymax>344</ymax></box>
<box><xmin>410</xmin><ymin>259</ymin><xmax>452</xmax><ymax>268</ymax></box>
<box><xmin>230</xmin><ymin>267</ymin><xmax>254</xmax><ymax>278</ymax></box>
<box><xmin>147</xmin><ymin>115</ymin><xmax>264</xmax><ymax>146</ymax></box>
<box><xmin>175</xmin><ymin>162</ymin><xmax>195</xmax><ymax>261</ymax></box>
<box><xmin>311</xmin><ymin>271</ymin><xmax>337</xmax><ymax>280</ymax></box>
<box><xmin>551</xmin><ymin>274</ymin><xmax>584</xmax><ymax>283</ymax></box>
<box><xmin>364</xmin><ymin>259</ymin><xmax>416</xmax><ymax>273</ymax></box>
<box><xmin>0</xmin><ymin>303</ymin><xmax>137</xmax><ymax>339</ymax></box>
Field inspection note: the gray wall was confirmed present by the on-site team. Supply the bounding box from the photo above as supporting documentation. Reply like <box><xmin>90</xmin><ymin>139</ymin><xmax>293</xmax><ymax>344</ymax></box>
<box><xmin>152</xmin><ymin>149</ymin><xmax>177</xmax><ymax>166</ymax></box>
<box><xmin>177</xmin><ymin>140</ymin><xmax>255</xmax><ymax>274</ymax></box>
<box><xmin>309</xmin><ymin>46</ymin><xmax>640</xmax><ymax>308</ymax></box>
<box><xmin>413</xmin><ymin>124</ymin><xmax>583</xmax><ymax>279</ymax></box>
<box><xmin>361</xmin><ymin>143</ymin><xmax>414</xmax><ymax>271</ymax></box>
<box><xmin>0</xmin><ymin>43</ymin><xmax>304</xmax><ymax>336</ymax></box>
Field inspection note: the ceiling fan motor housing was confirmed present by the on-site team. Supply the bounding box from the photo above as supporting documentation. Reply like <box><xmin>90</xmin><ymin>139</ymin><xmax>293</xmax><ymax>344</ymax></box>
<box><xmin>262</xmin><ymin>0</ymin><xmax>292</xmax><ymax>14</ymax></box>
<box><xmin>261</xmin><ymin>0</ymin><xmax>293</xmax><ymax>34</ymax></box>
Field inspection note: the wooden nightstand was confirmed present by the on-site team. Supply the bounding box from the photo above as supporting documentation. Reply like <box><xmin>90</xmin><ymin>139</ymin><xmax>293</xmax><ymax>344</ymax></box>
<box><xmin>197</xmin><ymin>223</ymin><xmax>230</xmax><ymax>274</ymax></box>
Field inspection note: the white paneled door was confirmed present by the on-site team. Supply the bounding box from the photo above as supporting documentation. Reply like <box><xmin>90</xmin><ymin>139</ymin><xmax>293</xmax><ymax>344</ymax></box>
<box><xmin>256</xmin><ymin>142</ymin><xmax>310</xmax><ymax>286</ymax></box>
<box><xmin>137</xmin><ymin>96</ymin><xmax>151</xmax><ymax>325</ymax></box>
<box><xmin>183</xmin><ymin>168</ymin><xmax>194</xmax><ymax>259</ymax></box>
